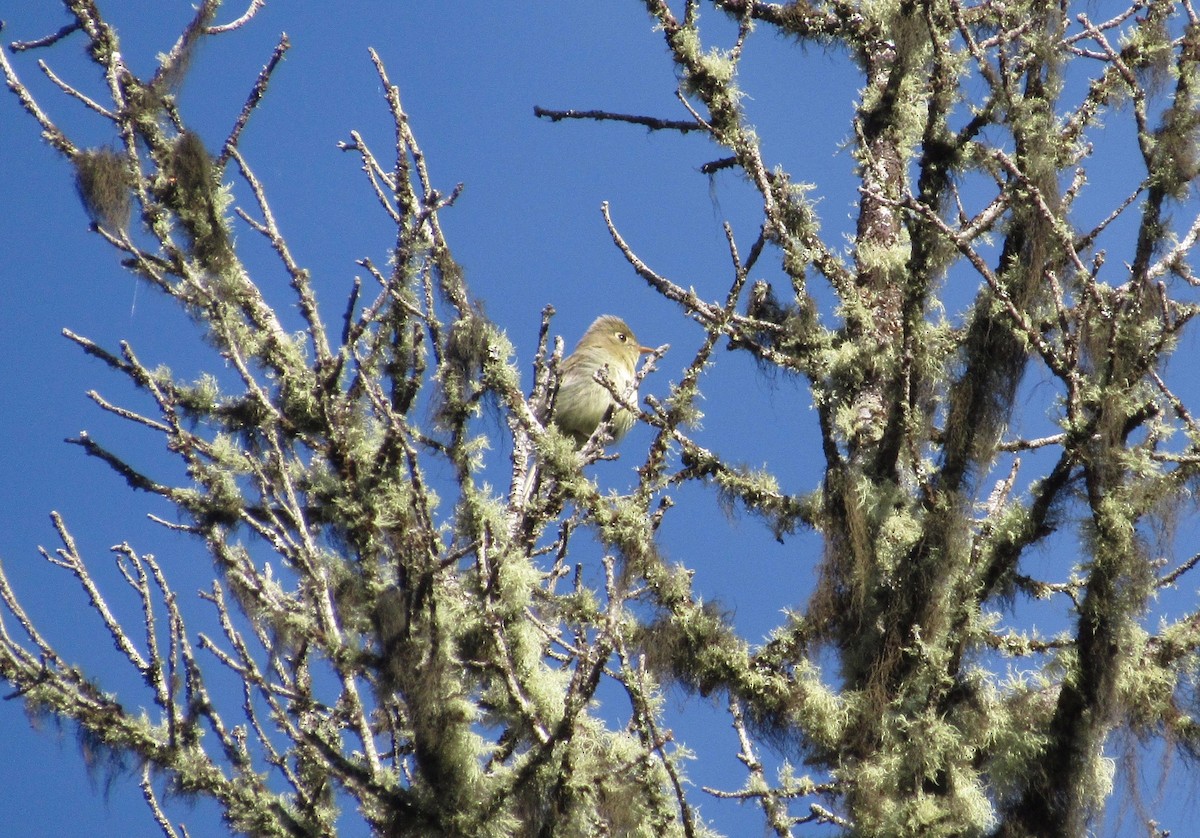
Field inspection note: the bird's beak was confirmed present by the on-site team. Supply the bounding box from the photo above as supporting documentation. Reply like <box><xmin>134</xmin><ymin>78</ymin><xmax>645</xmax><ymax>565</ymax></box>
<box><xmin>639</xmin><ymin>344</ymin><xmax>655</xmax><ymax>355</ymax></box>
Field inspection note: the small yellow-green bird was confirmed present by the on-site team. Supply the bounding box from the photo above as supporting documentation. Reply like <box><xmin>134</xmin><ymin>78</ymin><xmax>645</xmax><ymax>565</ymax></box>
<box><xmin>553</xmin><ymin>315</ymin><xmax>653</xmax><ymax>447</ymax></box>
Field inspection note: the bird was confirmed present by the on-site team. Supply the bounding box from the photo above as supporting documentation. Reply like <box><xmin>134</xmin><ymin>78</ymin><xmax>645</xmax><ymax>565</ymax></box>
<box><xmin>552</xmin><ymin>315</ymin><xmax>654</xmax><ymax>447</ymax></box>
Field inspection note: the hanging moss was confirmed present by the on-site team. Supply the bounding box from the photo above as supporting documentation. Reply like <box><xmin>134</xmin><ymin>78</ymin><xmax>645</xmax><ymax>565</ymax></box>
<box><xmin>162</xmin><ymin>131</ymin><xmax>235</xmax><ymax>274</ymax></box>
<box><xmin>73</xmin><ymin>147</ymin><xmax>133</xmax><ymax>233</ymax></box>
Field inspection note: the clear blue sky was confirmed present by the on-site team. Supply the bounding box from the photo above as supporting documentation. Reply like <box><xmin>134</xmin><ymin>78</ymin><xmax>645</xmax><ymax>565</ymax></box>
<box><xmin>1</xmin><ymin>2</ymin><xmax>1197</xmax><ymax>836</ymax></box>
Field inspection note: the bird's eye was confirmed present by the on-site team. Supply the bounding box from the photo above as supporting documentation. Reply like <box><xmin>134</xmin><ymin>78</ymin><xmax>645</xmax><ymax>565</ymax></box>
<box><xmin>616</xmin><ymin>332</ymin><xmax>628</xmax><ymax>342</ymax></box>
